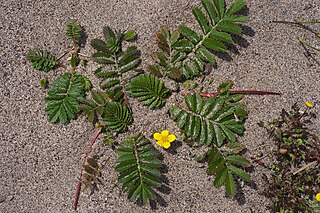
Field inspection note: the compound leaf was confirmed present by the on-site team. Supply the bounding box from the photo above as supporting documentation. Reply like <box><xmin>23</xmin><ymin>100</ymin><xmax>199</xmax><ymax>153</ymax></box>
<box><xmin>79</xmin><ymin>90</ymin><xmax>111</xmax><ymax>123</ymax></box>
<box><xmin>170</xmin><ymin>82</ymin><xmax>246</xmax><ymax>146</ymax></box>
<box><xmin>115</xmin><ymin>134</ymin><xmax>163</xmax><ymax>205</ymax></box>
<box><xmin>207</xmin><ymin>147</ymin><xmax>250</xmax><ymax>196</ymax></box>
<box><xmin>172</xmin><ymin>0</ymin><xmax>248</xmax><ymax>79</ymax></box>
<box><xmin>147</xmin><ymin>26</ymin><xmax>184</xmax><ymax>80</ymax></box>
<box><xmin>91</xmin><ymin>26</ymin><xmax>142</xmax><ymax>102</ymax></box>
<box><xmin>45</xmin><ymin>72</ymin><xmax>89</xmax><ymax>124</ymax></box>
<box><xmin>128</xmin><ymin>74</ymin><xmax>169</xmax><ymax>109</ymax></box>
<box><xmin>66</xmin><ymin>20</ymin><xmax>82</xmax><ymax>44</ymax></box>
<box><xmin>27</xmin><ymin>49</ymin><xmax>59</xmax><ymax>72</ymax></box>
<box><xmin>102</xmin><ymin>102</ymin><xmax>132</xmax><ymax>132</ymax></box>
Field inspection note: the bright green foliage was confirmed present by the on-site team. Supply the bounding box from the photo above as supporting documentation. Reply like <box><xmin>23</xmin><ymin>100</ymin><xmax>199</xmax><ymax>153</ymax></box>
<box><xmin>79</xmin><ymin>91</ymin><xmax>111</xmax><ymax>123</ymax></box>
<box><xmin>44</xmin><ymin>72</ymin><xmax>90</xmax><ymax>124</ymax></box>
<box><xmin>170</xmin><ymin>81</ymin><xmax>246</xmax><ymax>147</ymax></box>
<box><xmin>27</xmin><ymin>49</ymin><xmax>59</xmax><ymax>72</ymax></box>
<box><xmin>115</xmin><ymin>134</ymin><xmax>163</xmax><ymax>204</ymax></box>
<box><xmin>91</xmin><ymin>26</ymin><xmax>142</xmax><ymax>102</ymax></box>
<box><xmin>124</xmin><ymin>29</ymin><xmax>137</xmax><ymax>41</ymax></box>
<box><xmin>172</xmin><ymin>0</ymin><xmax>247</xmax><ymax>79</ymax></box>
<box><xmin>127</xmin><ymin>74</ymin><xmax>170</xmax><ymax>109</ymax></box>
<box><xmin>147</xmin><ymin>26</ymin><xmax>183</xmax><ymax>80</ymax></box>
<box><xmin>207</xmin><ymin>147</ymin><xmax>250</xmax><ymax>196</ymax></box>
<box><xmin>102</xmin><ymin>102</ymin><xmax>132</xmax><ymax>132</ymax></box>
<box><xmin>66</xmin><ymin>20</ymin><xmax>82</xmax><ymax>44</ymax></box>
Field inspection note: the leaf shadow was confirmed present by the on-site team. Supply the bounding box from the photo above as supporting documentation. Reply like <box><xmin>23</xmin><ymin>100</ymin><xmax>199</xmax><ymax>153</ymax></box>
<box><xmin>79</xmin><ymin>26</ymin><xmax>88</xmax><ymax>48</ymax></box>
<box><xmin>166</xmin><ymin>140</ymin><xmax>183</xmax><ymax>155</ymax></box>
<box><xmin>149</xmin><ymin>164</ymin><xmax>171</xmax><ymax>209</ymax></box>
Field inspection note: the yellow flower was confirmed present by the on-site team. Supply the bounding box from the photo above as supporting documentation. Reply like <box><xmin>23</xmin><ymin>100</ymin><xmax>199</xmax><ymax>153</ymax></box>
<box><xmin>305</xmin><ymin>101</ymin><xmax>313</xmax><ymax>108</ymax></box>
<box><xmin>153</xmin><ymin>130</ymin><xmax>176</xmax><ymax>149</ymax></box>
<box><xmin>316</xmin><ymin>192</ymin><xmax>320</xmax><ymax>201</ymax></box>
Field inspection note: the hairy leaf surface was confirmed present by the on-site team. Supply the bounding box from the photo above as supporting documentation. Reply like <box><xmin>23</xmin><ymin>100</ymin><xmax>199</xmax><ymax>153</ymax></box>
<box><xmin>170</xmin><ymin>82</ymin><xmax>246</xmax><ymax>146</ymax></box>
<box><xmin>91</xmin><ymin>27</ymin><xmax>142</xmax><ymax>102</ymax></box>
<box><xmin>128</xmin><ymin>74</ymin><xmax>169</xmax><ymax>109</ymax></box>
<box><xmin>207</xmin><ymin>147</ymin><xmax>250</xmax><ymax>196</ymax></box>
<box><xmin>154</xmin><ymin>0</ymin><xmax>248</xmax><ymax>80</ymax></box>
<box><xmin>115</xmin><ymin>134</ymin><xmax>163</xmax><ymax>204</ymax></box>
<box><xmin>27</xmin><ymin>49</ymin><xmax>59</xmax><ymax>72</ymax></box>
<box><xmin>45</xmin><ymin>72</ymin><xmax>90</xmax><ymax>124</ymax></box>
<box><xmin>102</xmin><ymin>102</ymin><xmax>132</xmax><ymax>132</ymax></box>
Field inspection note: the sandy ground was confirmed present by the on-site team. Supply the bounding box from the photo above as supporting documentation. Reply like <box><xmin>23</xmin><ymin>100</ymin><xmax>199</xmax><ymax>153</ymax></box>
<box><xmin>0</xmin><ymin>0</ymin><xmax>319</xmax><ymax>212</ymax></box>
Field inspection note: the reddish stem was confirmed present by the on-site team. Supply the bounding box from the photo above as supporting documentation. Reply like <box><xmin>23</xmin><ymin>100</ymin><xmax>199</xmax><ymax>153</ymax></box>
<box><xmin>74</xmin><ymin>128</ymin><xmax>102</xmax><ymax>211</ymax></box>
<box><xmin>200</xmin><ymin>90</ymin><xmax>281</xmax><ymax>98</ymax></box>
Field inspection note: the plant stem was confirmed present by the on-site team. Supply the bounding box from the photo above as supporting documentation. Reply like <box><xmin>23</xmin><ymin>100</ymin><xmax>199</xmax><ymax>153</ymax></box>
<box><xmin>199</xmin><ymin>90</ymin><xmax>281</xmax><ymax>98</ymax></box>
<box><xmin>292</xmin><ymin>160</ymin><xmax>317</xmax><ymax>175</ymax></box>
<box><xmin>74</xmin><ymin>128</ymin><xmax>102</xmax><ymax>211</ymax></box>
<box><xmin>297</xmin><ymin>38</ymin><xmax>320</xmax><ymax>52</ymax></box>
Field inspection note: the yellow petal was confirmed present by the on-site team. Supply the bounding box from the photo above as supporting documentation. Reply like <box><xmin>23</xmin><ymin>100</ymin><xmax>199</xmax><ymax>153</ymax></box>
<box><xmin>316</xmin><ymin>192</ymin><xmax>320</xmax><ymax>201</ymax></box>
<box><xmin>161</xmin><ymin>130</ymin><xmax>169</xmax><ymax>137</ymax></box>
<box><xmin>156</xmin><ymin>140</ymin><xmax>165</xmax><ymax>147</ymax></box>
<box><xmin>305</xmin><ymin>101</ymin><xmax>313</xmax><ymax>108</ymax></box>
<box><xmin>162</xmin><ymin>142</ymin><xmax>171</xmax><ymax>149</ymax></box>
<box><xmin>153</xmin><ymin>132</ymin><xmax>162</xmax><ymax>141</ymax></box>
<box><xmin>167</xmin><ymin>134</ymin><xmax>176</xmax><ymax>143</ymax></box>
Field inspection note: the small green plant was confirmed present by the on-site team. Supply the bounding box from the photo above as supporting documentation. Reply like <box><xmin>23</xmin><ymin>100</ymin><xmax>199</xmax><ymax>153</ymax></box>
<box><xmin>27</xmin><ymin>0</ymin><xmax>283</xmax><ymax>211</ymax></box>
<box><xmin>261</xmin><ymin>102</ymin><xmax>320</xmax><ymax>212</ymax></box>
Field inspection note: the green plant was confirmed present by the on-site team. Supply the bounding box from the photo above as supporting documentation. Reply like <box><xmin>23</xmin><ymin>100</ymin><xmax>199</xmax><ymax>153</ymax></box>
<box><xmin>170</xmin><ymin>81</ymin><xmax>250</xmax><ymax>196</ymax></box>
<box><xmin>261</xmin><ymin>103</ymin><xmax>320</xmax><ymax>212</ymax></box>
<box><xmin>27</xmin><ymin>0</ymin><xmax>284</xmax><ymax>211</ymax></box>
<box><xmin>79</xmin><ymin>90</ymin><xmax>111</xmax><ymax>123</ymax></box>
<box><xmin>148</xmin><ymin>0</ymin><xmax>247</xmax><ymax>79</ymax></box>
<box><xmin>102</xmin><ymin>101</ymin><xmax>132</xmax><ymax>132</ymax></box>
<box><xmin>91</xmin><ymin>27</ymin><xmax>143</xmax><ymax>102</ymax></box>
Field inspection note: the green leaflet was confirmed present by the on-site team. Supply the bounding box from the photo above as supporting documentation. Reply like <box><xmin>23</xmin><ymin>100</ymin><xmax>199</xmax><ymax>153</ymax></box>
<box><xmin>45</xmin><ymin>72</ymin><xmax>90</xmax><ymax>124</ymax></box>
<box><xmin>102</xmin><ymin>102</ymin><xmax>132</xmax><ymax>132</ymax></box>
<box><xmin>170</xmin><ymin>82</ymin><xmax>246</xmax><ymax>146</ymax></box>
<box><xmin>207</xmin><ymin>147</ymin><xmax>251</xmax><ymax>196</ymax></box>
<box><xmin>171</xmin><ymin>0</ymin><xmax>247</xmax><ymax>80</ymax></box>
<box><xmin>79</xmin><ymin>91</ymin><xmax>111</xmax><ymax>123</ymax></box>
<box><xmin>91</xmin><ymin>27</ymin><xmax>142</xmax><ymax>102</ymax></box>
<box><xmin>27</xmin><ymin>49</ymin><xmax>59</xmax><ymax>72</ymax></box>
<box><xmin>127</xmin><ymin>74</ymin><xmax>169</xmax><ymax>109</ymax></box>
<box><xmin>115</xmin><ymin>134</ymin><xmax>163</xmax><ymax>204</ymax></box>
<box><xmin>66</xmin><ymin>20</ymin><xmax>82</xmax><ymax>44</ymax></box>
<box><xmin>124</xmin><ymin>29</ymin><xmax>137</xmax><ymax>41</ymax></box>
